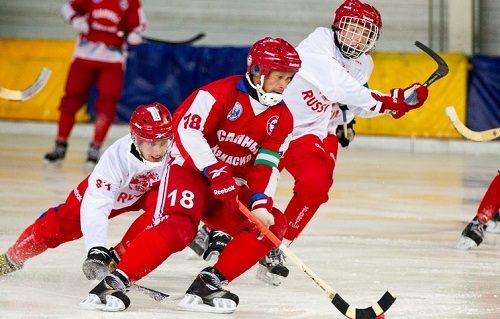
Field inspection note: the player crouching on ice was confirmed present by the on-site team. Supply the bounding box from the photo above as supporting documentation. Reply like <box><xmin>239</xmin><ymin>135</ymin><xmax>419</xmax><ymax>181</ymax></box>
<box><xmin>0</xmin><ymin>103</ymin><xmax>173</xmax><ymax>277</ymax></box>
<box><xmin>79</xmin><ymin>37</ymin><xmax>301</xmax><ymax>313</ymax></box>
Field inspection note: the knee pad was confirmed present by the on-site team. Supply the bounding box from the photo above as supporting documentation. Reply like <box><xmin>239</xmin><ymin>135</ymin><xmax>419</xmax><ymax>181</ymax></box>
<box><xmin>154</xmin><ymin>214</ymin><xmax>198</xmax><ymax>253</ymax></box>
<box><xmin>293</xmin><ymin>173</ymin><xmax>331</xmax><ymax>207</ymax></box>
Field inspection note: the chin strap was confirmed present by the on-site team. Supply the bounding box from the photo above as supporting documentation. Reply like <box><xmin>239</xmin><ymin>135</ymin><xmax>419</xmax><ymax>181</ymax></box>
<box><xmin>245</xmin><ymin>73</ymin><xmax>283</xmax><ymax>106</ymax></box>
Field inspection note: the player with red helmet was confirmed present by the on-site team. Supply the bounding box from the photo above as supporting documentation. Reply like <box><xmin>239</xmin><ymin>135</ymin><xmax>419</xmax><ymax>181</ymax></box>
<box><xmin>184</xmin><ymin>0</ymin><xmax>429</xmax><ymax>288</ymax></box>
<box><xmin>252</xmin><ymin>0</ymin><xmax>429</xmax><ymax>285</ymax></box>
<box><xmin>80</xmin><ymin>37</ymin><xmax>301</xmax><ymax>313</ymax></box>
<box><xmin>0</xmin><ymin>103</ymin><xmax>173</xmax><ymax>280</ymax></box>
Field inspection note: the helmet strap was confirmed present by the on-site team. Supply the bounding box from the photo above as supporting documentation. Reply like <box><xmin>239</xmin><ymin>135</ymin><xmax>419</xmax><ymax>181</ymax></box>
<box><xmin>245</xmin><ymin>73</ymin><xmax>284</xmax><ymax>107</ymax></box>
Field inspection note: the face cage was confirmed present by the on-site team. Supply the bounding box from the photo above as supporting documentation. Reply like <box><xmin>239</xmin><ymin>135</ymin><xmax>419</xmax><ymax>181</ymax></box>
<box><xmin>335</xmin><ymin>16</ymin><xmax>379</xmax><ymax>59</ymax></box>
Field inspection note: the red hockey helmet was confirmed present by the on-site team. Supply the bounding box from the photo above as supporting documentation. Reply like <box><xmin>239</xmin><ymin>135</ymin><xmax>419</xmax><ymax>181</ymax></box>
<box><xmin>332</xmin><ymin>0</ymin><xmax>382</xmax><ymax>59</ymax></box>
<box><xmin>130</xmin><ymin>102</ymin><xmax>173</xmax><ymax>141</ymax></box>
<box><xmin>246</xmin><ymin>37</ymin><xmax>301</xmax><ymax>77</ymax></box>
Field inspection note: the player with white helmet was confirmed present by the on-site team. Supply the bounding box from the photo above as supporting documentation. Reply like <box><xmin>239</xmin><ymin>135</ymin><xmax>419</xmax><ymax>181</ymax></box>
<box><xmin>80</xmin><ymin>37</ymin><xmax>301</xmax><ymax>314</ymax></box>
<box><xmin>0</xmin><ymin>103</ymin><xmax>173</xmax><ymax>279</ymax></box>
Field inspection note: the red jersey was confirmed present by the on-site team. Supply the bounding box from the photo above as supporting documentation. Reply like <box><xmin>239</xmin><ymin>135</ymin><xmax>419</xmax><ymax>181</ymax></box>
<box><xmin>170</xmin><ymin>75</ymin><xmax>294</xmax><ymax>198</ymax></box>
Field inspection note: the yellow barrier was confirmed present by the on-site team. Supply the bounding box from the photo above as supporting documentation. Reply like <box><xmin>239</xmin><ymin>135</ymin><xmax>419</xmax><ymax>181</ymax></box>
<box><xmin>362</xmin><ymin>52</ymin><xmax>468</xmax><ymax>138</ymax></box>
<box><xmin>0</xmin><ymin>39</ymin><xmax>468</xmax><ymax>138</ymax></box>
<box><xmin>0</xmin><ymin>39</ymin><xmax>89</xmax><ymax>122</ymax></box>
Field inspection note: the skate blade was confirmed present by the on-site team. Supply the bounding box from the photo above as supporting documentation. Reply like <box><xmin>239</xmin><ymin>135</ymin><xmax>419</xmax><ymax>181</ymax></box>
<box><xmin>79</xmin><ymin>294</ymin><xmax>127</xmax><ymax>312</ymax></box>
<box><xmin>43</xmin><ymin>159</ymin><xmax>63</xmax><ymax>168</ymax></box>
<box><xmin>455</xmin><ymin>236</ymin><xmax>478</xmax><ymax>250</ymax></box>
<box><xmin>255</xmin><ymin>264</ymin><xmax>282</xmax><ymax>287</ymax></box>
<box><xmin>176</xmin><ymin>294</ymin><xmax>236</xmax><ymax>314</ymax></box>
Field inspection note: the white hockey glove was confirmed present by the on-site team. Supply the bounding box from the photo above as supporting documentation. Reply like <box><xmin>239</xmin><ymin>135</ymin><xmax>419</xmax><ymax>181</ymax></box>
<box><xmin>251</xmin><ymin>196</ymin><xmax>275</xmax><ymax>228</ymax></box>
<box><xmin>127</xmin><ymin>32</ymin><xmax>143</xmax><ymax>46</ymax></box>
<box><xmin>71</xmin><ymin>16</ymin><xmax>89</xmax><ymax>34</ymax></box>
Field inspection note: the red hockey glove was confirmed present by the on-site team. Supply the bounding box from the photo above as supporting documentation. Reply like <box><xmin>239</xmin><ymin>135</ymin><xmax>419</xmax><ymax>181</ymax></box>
<box><xmin>250</xmin><ymin>195</ymin><xmax>275</xmax><ymax>228</ymax></box>
<box><xmin>372</xmin><ymin>83</ymin><xmax>428</xmax><ymax>119</ymax></box>
<box><xmin>204</xmin><ymin>161</ymin><xmax>240</xmax><ymax>201</ymax></box>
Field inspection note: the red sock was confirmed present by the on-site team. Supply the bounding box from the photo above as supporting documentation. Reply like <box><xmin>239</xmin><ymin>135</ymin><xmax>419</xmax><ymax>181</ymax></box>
<box><xmin>283</xmin><ymin>197</ymin><xmax>318</xmax><ymax>241</ymax></box>
<box><xmin>7</xmin><ymin>224</ymin><xmax>48</xmax><ymax>265</ymax></box>
<box><xmin>113</xmin><ymin>212</ymin><xmax>152</xmax><ymax>256</ymax></box>
<box><xmin>477</xmin><ymin>173</ymin><xmax>500</xmax><ymax>223</ymax></box>
<box><xmin>214</xmin><ymin>231</ymin><xmax>268</xmax><ymax>282</ymax></box>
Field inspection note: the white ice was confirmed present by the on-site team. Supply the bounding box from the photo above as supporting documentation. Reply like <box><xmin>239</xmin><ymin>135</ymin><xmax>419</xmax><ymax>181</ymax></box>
<box><xmin>1</xmin><ymin>122</ymin><xmax>500</xmax><ymax>319</ymax></box>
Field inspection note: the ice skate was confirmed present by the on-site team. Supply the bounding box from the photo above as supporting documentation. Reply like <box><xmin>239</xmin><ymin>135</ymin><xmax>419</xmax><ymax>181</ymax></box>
<box><xmin>86</xmin><ymin>143</ymin><xmax>100</xmax><ymax>172</ymax></box>
<box><xmin>44</xmin><ymin>141</ymin><xmax>67</xmax><ymax>166</ymax></box>
<box><xmin>80</xmin><ymin>270</ymin><xmax>130</xmax><ymax>312</ymax></box>
<box><xmin>186</xmin><ymin>224</ymin><xmax>210</xmax><ymax>259</ymax></box>
<box><xmin>256</xmin><ymin>247</ymin><xmax>289</xmax><ymax>286</ymax></box>
<box><xmin>456</xmin><ymin>216</ymin><xmax>486</xmax><ymax>250</ymax></box>
<box><xmin>176</xmin><ymin>266</ymin><xmax>238</xmax><ymax>314</ymax></box>
<box><xmin>202</xmin><ymin>229</ymin><xmax>232</xmax><ymax>261</ymax></box>
<box><xmin>0</xmin><ymin>253</ymin><xmax>22</xmax><ymax>276</ymax></box>
<box><xmin>486</xmin><ymin>212</ymin><xmax>500</xmax><ymax>234</ymax></box>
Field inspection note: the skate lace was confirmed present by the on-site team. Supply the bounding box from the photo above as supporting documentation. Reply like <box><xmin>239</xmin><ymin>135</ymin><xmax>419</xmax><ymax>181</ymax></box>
<box><xmin>266</xmin><ymin>248</ymin><xmax>285</xmax><ymax>267</ymax></box>
<box><xmin>200</xmin><ymin>270</ymin><xmax>228</xmax><ymax>290</ymax></box>
<box><xmin>471</xmin><ymin>220</ymin><xmax>485</xmax><ymax>237</ymax></box>
<box><xmin>104</xmin><ymin>273</ymin><xmax>129</xmax><ymax>292</ymax></box>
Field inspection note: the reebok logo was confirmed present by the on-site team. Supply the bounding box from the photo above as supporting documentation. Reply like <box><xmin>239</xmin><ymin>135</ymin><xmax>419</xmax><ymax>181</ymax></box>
<box><xmin>210</xmin><ymin>166</ymin><xmax>228</xmax><ymax>179</ymax></box>
<box><xmin>214</xmin><ymin>185</ymin><xmax>236</xmax><ymax>195</ymax></box>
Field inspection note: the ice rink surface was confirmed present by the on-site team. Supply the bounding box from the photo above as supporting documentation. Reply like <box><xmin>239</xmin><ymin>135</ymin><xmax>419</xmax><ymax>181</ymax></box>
<box><xmin>1</xmin><ymin>122</ymin><xmax>500</xmax><ymax>319</ymax></box>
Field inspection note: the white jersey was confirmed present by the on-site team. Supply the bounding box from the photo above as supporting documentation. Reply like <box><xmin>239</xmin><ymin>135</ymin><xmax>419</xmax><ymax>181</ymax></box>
<box><xmin>80</xmin><ymin>134</ymin><xmax>165</xmax><ymax>251</ymax></box>
<box><xmin>284</xmin><ymin>27</ymin><xmax>383</xmax><ymax>140</ymax></box>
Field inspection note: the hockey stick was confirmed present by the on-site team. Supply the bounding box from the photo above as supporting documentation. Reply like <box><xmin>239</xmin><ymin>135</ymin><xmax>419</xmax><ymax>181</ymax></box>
<box><xmin>143</xmin><ymin>32</ymin><xmax>206</xmax><ymax>45</ymax></box>
<box><xmin>445</xmin><ymin>106</ymin><xmax>500</xmax><ymax>142</ymax></box>
<box><xmin>132</xmin><ymin>284</ymin><xmax>170</xmax><ymax>301</ymax></box>
<box><xmin>0</xmin><ymin>67</ymin><xmax>52</xmax><ymax>101</ymax></box>
<box><xmin>238</xmin><ymin>201</ymin><xmax>396</xmax><ymax>319</ymax></box>
<box><xmin>96</xmin><ymin>270</ymin><xmax>169</xmax><ymax>301</ymax></box>
<box><xmin>405</xmin><ymin>41</ymin><xmax>449</xmax><ymax>103</ymax></box>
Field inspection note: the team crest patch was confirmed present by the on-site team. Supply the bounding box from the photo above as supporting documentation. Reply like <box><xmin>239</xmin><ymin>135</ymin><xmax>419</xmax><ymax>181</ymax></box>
<box><xmin>227</xmin><ymin>102</ymin><xmax>243</xmax><ymax>121</ymax></box>
<box><xmin>266</xmin><ymin>115</ymin><xmax>279</xmax><ymax>134</ymax></box>
<box><xmin>120</xmin><ymin>0</ymin><xmax>129</xmax><ymax>10</ymax></box>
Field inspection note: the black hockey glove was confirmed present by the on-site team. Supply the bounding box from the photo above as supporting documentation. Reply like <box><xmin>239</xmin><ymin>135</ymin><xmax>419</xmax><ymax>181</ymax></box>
<box><xmin>203</xmin><ymin>230</ymin><xmax>232</xmax><ymax>261</ymax></box>
<box><xmin>336</xmin><ymin>118</ymin><xmax>356</xmax><ymax>148</ymax></box>
<box><xmin>82</xmin><ymin>246</ymin><xmax>120</xmax><ymax>280</ymax></box>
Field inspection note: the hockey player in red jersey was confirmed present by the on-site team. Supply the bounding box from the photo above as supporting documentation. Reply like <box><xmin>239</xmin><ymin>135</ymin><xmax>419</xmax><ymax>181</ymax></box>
<box><xmin>457</xmin><ymin>172</ymin><xmax>500</xmax><ymax>250</ymax></box>
<box><xmin>0</xmin><ymin>103</ymin><xmax>173</xmax><ymax>277</ymax></box>
<box><xmin>44</xmin><ymin>0</ymin><xmax>147</xmax><ymax>169</ymax></box>
<box><xmin>188</xmin><ymin>0</ymin><xmax>429</xmax><ymax>287</ymax></box>
<box><xmin>79</xmin><ymin>37</ymin><xmax>302</xmax><ymax>313</ymax></box>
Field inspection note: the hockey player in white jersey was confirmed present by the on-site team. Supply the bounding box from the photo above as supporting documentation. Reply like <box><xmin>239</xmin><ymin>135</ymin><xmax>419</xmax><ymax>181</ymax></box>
<box><xmin>0</xmin><ymin>103</ymin><xmax>173</xmax><ymax>278</ymax></box>
<box><xmin>267</xmin><ymin>0</ymin><xmax>429</xmax><ymax>285</ymax></box>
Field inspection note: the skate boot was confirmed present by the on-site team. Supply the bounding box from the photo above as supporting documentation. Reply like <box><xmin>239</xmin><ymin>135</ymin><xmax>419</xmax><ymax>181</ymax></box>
<box><xmin>186</xmin><ymin>225</ymin><xmax>210</xmax><ymax>259</ymax></box>
<box><xmin>202</xmin><ymin>229</ymin><xmax>232</xmax><ymax>261</ymax></box>
<box><xmin>456</xmin><ymin>216</ymin><xmax>486</xmax><ymax>250</ymax></box>
<box><xmin>486</xmin><ymin>211</ymin><xmax>500</xmax><ymax>233</ymax></box>
<box><xmin>256</xmin><ymin>247</ymin><xmax>289</xmax><ymax>286</ymax></box>
<box><xmin>177</xmin><ymin>266</ymin><xmax>239</xmax><ymax>314</ymax></box>
<box><xmin>80</xmin><ymin>269</ymin><xmax>131</xmax><ymax>312</ymax></box>
<box><xmin>0</xmin><ymin>253</ymin><xmax>23</xmax><ymax>276</ymax></box>
<box><xmin>86</xmin><ymin>143</ymin><xmax>100</xmax><ymax>172</ymax></box>
<box><xmin>44</xmin><ymin>141</ymin><xmax>67</xmax><ymax>165</ymax></box>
